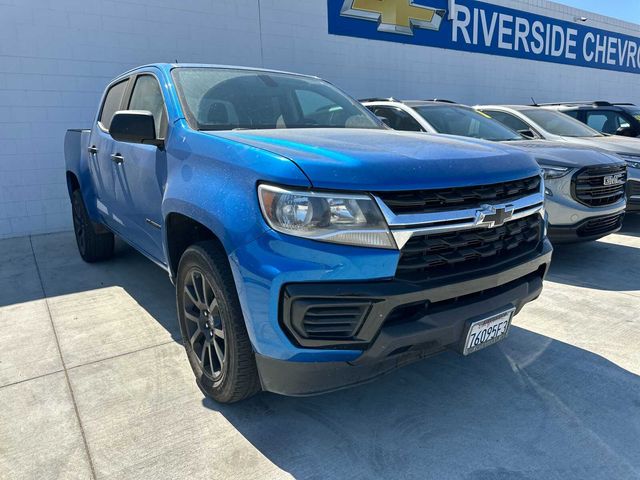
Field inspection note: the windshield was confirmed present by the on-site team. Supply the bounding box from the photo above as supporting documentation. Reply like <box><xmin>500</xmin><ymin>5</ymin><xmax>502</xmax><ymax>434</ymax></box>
<box><xmin>523</xmin><ymin>109</ymin><xmax>603</xmax><ymax>137</ymax></box>
<box><xmin>414</xmin><ymin>105</ymin><xmax>522</xmax><ymax>141</ymax></box>
<box><xmin>171</xmin><ymin>68</ymin><xmax>381</xmax><ymax>131</ymax></box>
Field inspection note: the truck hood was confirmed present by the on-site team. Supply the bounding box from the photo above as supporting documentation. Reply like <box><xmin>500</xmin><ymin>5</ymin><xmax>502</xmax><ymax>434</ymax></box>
<box><xmin>210</xmin><ymin>129</ymin><xmax>540</xmax><ymax>191</ymax></box>
<box><xmin>507</xmin><ymin>140</ymin><xmax>625</xmax><ymax>168</ymax></box>
<box><xmin>557</xmin><ymin>135</ymin><xmax>640</xmax><ymax>156</ymax></box>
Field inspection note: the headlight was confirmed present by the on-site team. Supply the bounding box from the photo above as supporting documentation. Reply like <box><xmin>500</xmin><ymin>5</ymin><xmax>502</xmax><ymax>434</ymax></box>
<box><xmin>258</xmin><ymin>184</ymin><xmax>396</xmax><ymax>249</ymax></box>
<box><xmin>539</xmin><ymin>165</ymin><xmax>570</xmax><ymax>179</ymax></box>
<box><xmin>619</xmin><ymin>154</ymin><xmax>640</xmax><ymax>169</ymax></box>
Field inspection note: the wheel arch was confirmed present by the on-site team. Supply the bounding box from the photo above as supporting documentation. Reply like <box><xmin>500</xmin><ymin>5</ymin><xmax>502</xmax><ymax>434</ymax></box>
<box><xmin>162</xmin><ymin>193</ymin><xmax>269</xmax><ymax>279</ymax></box>
<box><xmin>66</xmin><ymin>171</ymin><xmax>81</xmax><ymax>195</ymax></box>
<box><xmin>164</xmin><ymin>211</ymin><xmax>229</xmax><ymax>280</ymax></box>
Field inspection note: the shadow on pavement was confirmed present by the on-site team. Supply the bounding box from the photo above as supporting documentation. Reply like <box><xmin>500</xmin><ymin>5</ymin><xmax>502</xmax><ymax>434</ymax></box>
<box><xmin>547</xmin><ymin>239</ymin><xmax>640</xmax><ymax>292</ymax></box>
<box><xmin>208</xmin><ymin>328</ymin><xmax>640</xmax><ymax>480</ymax></box>
<box><xmin>619</xmin><ymin>214</ymin><xmax>640</xmax><ymax>238</ymax></box>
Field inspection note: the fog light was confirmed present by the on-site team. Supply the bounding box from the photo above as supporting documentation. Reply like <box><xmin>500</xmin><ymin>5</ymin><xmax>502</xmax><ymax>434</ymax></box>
<box><xmin>545</xmin><ymin>188</ymin><xmax>553</xmax><ymax>197</ymax></box>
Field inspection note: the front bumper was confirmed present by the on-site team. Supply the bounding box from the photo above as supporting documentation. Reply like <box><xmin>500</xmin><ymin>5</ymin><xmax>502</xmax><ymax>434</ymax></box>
<box><xmin>544</xmin><ymin>174</ymin><xmax>626</xmax><ymax>242</ymax></box>
<box><xmin>253</xmin><ymin>239</ymin><xmax>552</xmax><ymax>396</ymax></box>
<box><xmin>547</xmin><ymin>212</ymin><xmax>625</xmax><ymax>243</ymax></box>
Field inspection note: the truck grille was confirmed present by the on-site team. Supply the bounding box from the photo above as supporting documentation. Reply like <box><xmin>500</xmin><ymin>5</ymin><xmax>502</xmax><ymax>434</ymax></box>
<box><xmin>572</xmin><ymin>165</ymin><xmax>626</xmax><ymax>207</ymax></box>
<box><xmin>577</xmin><ymin>213</ymin><xmax>624</xmax><ymax>238</ymax></box>
<box><xmin>396</xmin><ymin>214</ymin><xmax>543</xmax><ymax>282</ymax></box>
<box><xmin>376</xmin><ymin>176</ymin><xmax>541</xmax><ymax>215</ymax></box>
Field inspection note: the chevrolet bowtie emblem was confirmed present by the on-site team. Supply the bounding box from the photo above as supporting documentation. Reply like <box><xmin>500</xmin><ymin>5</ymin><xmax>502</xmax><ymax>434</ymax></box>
<box><xmin>476</xmin><ymin>205</ymin><xmax>515</xmax><ymax>228</ymax></box>
<box><xmin>341</xmin><ymin>0</ymin><xmax>446</xmax><ymax>36</ymax></box>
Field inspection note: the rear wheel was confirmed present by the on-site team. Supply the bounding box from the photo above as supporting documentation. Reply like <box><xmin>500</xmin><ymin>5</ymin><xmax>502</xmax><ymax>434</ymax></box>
<box><xmin>71</xmin><ymin>190</ymin><xmax>114</xmax><ymax>262</ymax></box>
<box><xmin>176</xmin><ymin>242</ymin><xmax>260</xmax><ymax>403</ymax></box>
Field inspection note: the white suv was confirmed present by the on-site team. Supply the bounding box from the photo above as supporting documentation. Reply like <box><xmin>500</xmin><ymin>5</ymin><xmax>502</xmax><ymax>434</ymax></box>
<box><xmin>363</xmin><ymin>99</ymin><xmax>627</xmax><ymax>242</ymax></box>
<box><xmin>475</xmin><ymin>104</ymin><xmax>640</xmax><ymax>213</ymax></box>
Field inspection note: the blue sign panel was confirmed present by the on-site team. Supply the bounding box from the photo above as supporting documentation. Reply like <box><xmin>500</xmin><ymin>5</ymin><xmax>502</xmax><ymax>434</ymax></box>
<box><xmin>328</xmin><ymin>0</ymin><xmax>640</xmax><ymax>74</ymax></box>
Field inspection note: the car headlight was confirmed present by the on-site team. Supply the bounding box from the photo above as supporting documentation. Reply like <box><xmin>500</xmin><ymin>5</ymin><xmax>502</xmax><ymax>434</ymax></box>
<box><xmin>618</xmin><ymin>154</ymin><xmax>640</xmax><ymax>169</ymax></box>
<box><xmin>539</xmin><ymin>165</ymin><xmax>570</xmax><ymax>179</ymax></box>
<box><xmin>258</xmin><ymin>184</ymin><xmax>396</xmax><ymax>249</ymax></box>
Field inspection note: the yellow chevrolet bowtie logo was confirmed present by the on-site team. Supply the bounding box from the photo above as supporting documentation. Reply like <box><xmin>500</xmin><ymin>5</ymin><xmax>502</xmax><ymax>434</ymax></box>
<box><xmin>341</xmin><ymin>0</ymin><xmax>446</xmax><ymax>35</ymax></box>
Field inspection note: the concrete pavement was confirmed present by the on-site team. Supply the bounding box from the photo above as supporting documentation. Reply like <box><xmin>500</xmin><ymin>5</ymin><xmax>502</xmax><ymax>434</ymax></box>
<box><xmin>0</xmin><ymin>217</ymin><xmax>639</xmax><ymax>480</ymax></box>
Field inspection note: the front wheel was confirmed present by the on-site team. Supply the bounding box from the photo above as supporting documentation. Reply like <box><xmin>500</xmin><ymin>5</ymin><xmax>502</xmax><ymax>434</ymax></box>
<box><xmin>176</xmin><ymin>242</ymin><xmax>260</xmax><ymax>403</ymax></box>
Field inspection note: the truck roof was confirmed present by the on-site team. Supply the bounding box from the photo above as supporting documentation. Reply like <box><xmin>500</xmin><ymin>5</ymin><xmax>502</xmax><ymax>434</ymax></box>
<box><xmin>116</xmin><ymin>63</ymin><xmax>320</xmax><ymax>80</ymax></box>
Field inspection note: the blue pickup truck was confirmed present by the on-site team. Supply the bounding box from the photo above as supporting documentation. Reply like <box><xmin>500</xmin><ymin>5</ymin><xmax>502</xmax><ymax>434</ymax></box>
<box><xmin>64</xmin><ymin>64</ymin><xmax>552</xmax><ymax>403</ymax></box>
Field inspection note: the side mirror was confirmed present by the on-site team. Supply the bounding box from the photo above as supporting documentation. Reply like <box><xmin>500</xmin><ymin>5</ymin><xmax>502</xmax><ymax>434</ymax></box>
<box><xmin>616</xmin><ymin>125</ymin><xmax>636</xmax><ymax>137</ymax></box>
<box><xmin>110</xmin><ymin>110</ymin><xmax>163</xmax><ymax>147</ymax></box>
<box><xmin>518</xmin><ymin>129</ymin><xmax>536</xmax><ymax>139</ymax></box>
<box><xmin>377</xmin><ymin>116</ymin><xmax>392</xmax><ymax>127</ymax></box>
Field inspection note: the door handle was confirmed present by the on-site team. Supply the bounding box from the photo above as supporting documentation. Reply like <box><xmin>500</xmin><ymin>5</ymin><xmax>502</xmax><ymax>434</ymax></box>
<box><xmin>110</xmin><ymin>153</ymin><xmax>125</xmax><ymax>165</ymax></box>
<box><xmin>88</xmin><ymin>146</ymin><xmax>98</xmax><ymax>155</ymax></box>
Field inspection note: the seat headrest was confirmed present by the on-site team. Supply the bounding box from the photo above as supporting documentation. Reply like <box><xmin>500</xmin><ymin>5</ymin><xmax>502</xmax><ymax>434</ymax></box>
<box><xmin>198</xmin><ymin>99</ymin><xmax>239</xmax><ymax>128</ymax></box>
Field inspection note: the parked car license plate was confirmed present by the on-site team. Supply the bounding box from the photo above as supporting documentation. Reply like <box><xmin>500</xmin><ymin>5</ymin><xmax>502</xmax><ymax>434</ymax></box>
<box><xmin>463</xmin><ymin>308</ymin><xmax>515</xmax><ymax>355</ymax></box>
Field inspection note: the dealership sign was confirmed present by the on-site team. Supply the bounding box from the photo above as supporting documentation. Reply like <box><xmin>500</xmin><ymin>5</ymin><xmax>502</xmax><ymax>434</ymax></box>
<box><xmin>328</xmin><ymin>0</ymin><xmax>640</xmax><ymax>74</ymax></box>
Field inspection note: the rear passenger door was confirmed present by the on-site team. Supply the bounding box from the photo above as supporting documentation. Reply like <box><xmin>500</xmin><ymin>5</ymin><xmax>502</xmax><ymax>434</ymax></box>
<box><xmin>88</xmin><ymin>78</ymin><xmax>130</xmax><ymax>230</ymax></box>
<box><xmin>112</xmin><ymin>73</ymin><xmax>168</xmax><ymax>262</ymax></box>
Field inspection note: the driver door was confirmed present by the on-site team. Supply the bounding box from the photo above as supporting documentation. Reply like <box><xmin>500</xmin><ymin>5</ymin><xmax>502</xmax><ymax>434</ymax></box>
<box><xmin>111</xmin><ymin>73</ymin><xmax>168</xmax><ymax>262</ymax></box>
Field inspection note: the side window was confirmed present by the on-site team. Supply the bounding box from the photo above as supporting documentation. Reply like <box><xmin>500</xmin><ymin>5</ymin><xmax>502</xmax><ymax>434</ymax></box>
<box><xmin>128</xmin><ymin>75</ymin><xmax>167</xmax><ymax>138</ymax></box>
<box><xmin>396</xmin><ymin>110</ymin><xmax>424</xmax><ymax>132</ymax></box>
<box><xmin>584</xmin><ymin>111</ymin><xmax>629</xmax><ymax>134</ymax></box>
<box><xmin>370</xmin><ymin>106</ymin><xmax>399</xmax><ymax>125</ymax></box>
<box><xmin>563</xmin><ymin>110</ymin><xmax>579</xmax><ymax>119</ymax></box>
<box><xmin>371</xmin><ymin>106</ymin><xmax>423</xmax><ymax>132</ymax></box>
<box><xmin>99</xmin><ymin>80</ymin><xmax>128</xmax><ymax>130</ymax></box>
<box><xmin>483</xmin><ymin>110</ymin><xmax>531</xmax><ymax>133</ymax></box>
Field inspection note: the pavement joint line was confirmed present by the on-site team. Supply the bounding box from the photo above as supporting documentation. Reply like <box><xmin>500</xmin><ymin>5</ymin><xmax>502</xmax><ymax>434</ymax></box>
<box><xmin>66</xmin><ymin>340</ymin><xmax>177</xmax><ymax>372</ymax></box>
<box><xmin>0</xmin><ymin>368</ymin><xmax>65</xmax><ymax>390</ymax></box>
<box><xmin>28</xmin><ymin>235</ymin><xmax>98</xmax><ymax>480</ymax></box>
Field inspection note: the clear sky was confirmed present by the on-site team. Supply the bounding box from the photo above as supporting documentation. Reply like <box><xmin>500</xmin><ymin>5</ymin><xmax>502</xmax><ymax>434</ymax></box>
<box><xmin>558</xmin><ymin>0</ymin><xmax>640</xmax><ymax>25</ymax></box>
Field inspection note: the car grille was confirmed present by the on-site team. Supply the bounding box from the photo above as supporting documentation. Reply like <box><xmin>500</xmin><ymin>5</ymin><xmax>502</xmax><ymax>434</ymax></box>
<box><xmin>376</xmin><ymin>176</ymin><xmax>541</xmax><ymax>215</ymax></box>
<box><xmin>572</xmin><ymin>165</ymin><xmax>627</xmax><ymax>207</ymax></box>
<box><xmin>577</xmin><ymin>213</ymin><xmax>624</xmax><ymax>237</ymax></box>
<box><xmin>396</xmin><ymin>214</ymin><xmax>543</xmax><ymax>282</ymax></box>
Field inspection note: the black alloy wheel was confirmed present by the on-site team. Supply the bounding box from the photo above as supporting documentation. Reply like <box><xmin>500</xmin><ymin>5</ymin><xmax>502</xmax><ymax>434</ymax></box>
<box><xmin>183</xmin><ymin>268</ymin><xmax>226</xmax><ymax>379</ymax></box>
<box><xmin>72</xmin><ymin>192</ymin><xmax>87</xmax><ymax>256</ymax></box>
<box><xmin>71</xmin><ymin>189</ymin><xmax>114</xmax><ymax>262</ymax></box>
<box><xmin>176</xmin><ymin>242</ymin><xmax>260</xmax><ymax>403</ymax></box>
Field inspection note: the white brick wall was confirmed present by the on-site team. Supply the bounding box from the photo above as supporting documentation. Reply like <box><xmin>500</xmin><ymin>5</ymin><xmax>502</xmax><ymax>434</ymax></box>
<box><xmin>1</xmin><ymin>0</ymin><xmax>638</xmax><ymax>238</ymax></box>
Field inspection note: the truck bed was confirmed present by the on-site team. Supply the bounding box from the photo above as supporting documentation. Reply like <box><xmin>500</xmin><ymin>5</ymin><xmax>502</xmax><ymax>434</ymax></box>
<box><xmin>64</xmin><ymin>128</ymin><xmax>91</xmax><ymax>178</ymax></box>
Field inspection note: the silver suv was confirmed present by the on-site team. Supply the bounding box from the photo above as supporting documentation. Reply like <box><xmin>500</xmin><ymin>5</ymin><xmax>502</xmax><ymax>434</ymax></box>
<box><xmin>474</xmin><ymin>104</ymin><xmax>640</xmax><ymax>213</ymax></box>
<box><xmin>363</xmin><ymin>99</ymin><xmax>627</xmax><ymax>242</ymax></box>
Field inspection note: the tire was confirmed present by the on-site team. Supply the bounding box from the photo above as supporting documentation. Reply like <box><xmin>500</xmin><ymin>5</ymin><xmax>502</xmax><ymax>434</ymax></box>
<box><xmin>176</xmin><ymin>242</ymin><xmax>260</xmax><ymax>403</ymax></box>
<box><xmin>71</xmin><ymin>189</ymin><xmax>114</xmax><ymax>263</ymax></box>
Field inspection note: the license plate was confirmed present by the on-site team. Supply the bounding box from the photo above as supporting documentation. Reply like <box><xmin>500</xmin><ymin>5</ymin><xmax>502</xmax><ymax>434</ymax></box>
<box><xmin>463</xmin><ymin>308</ymin><xmax>515</xmax><ymax>355</ymax></box>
